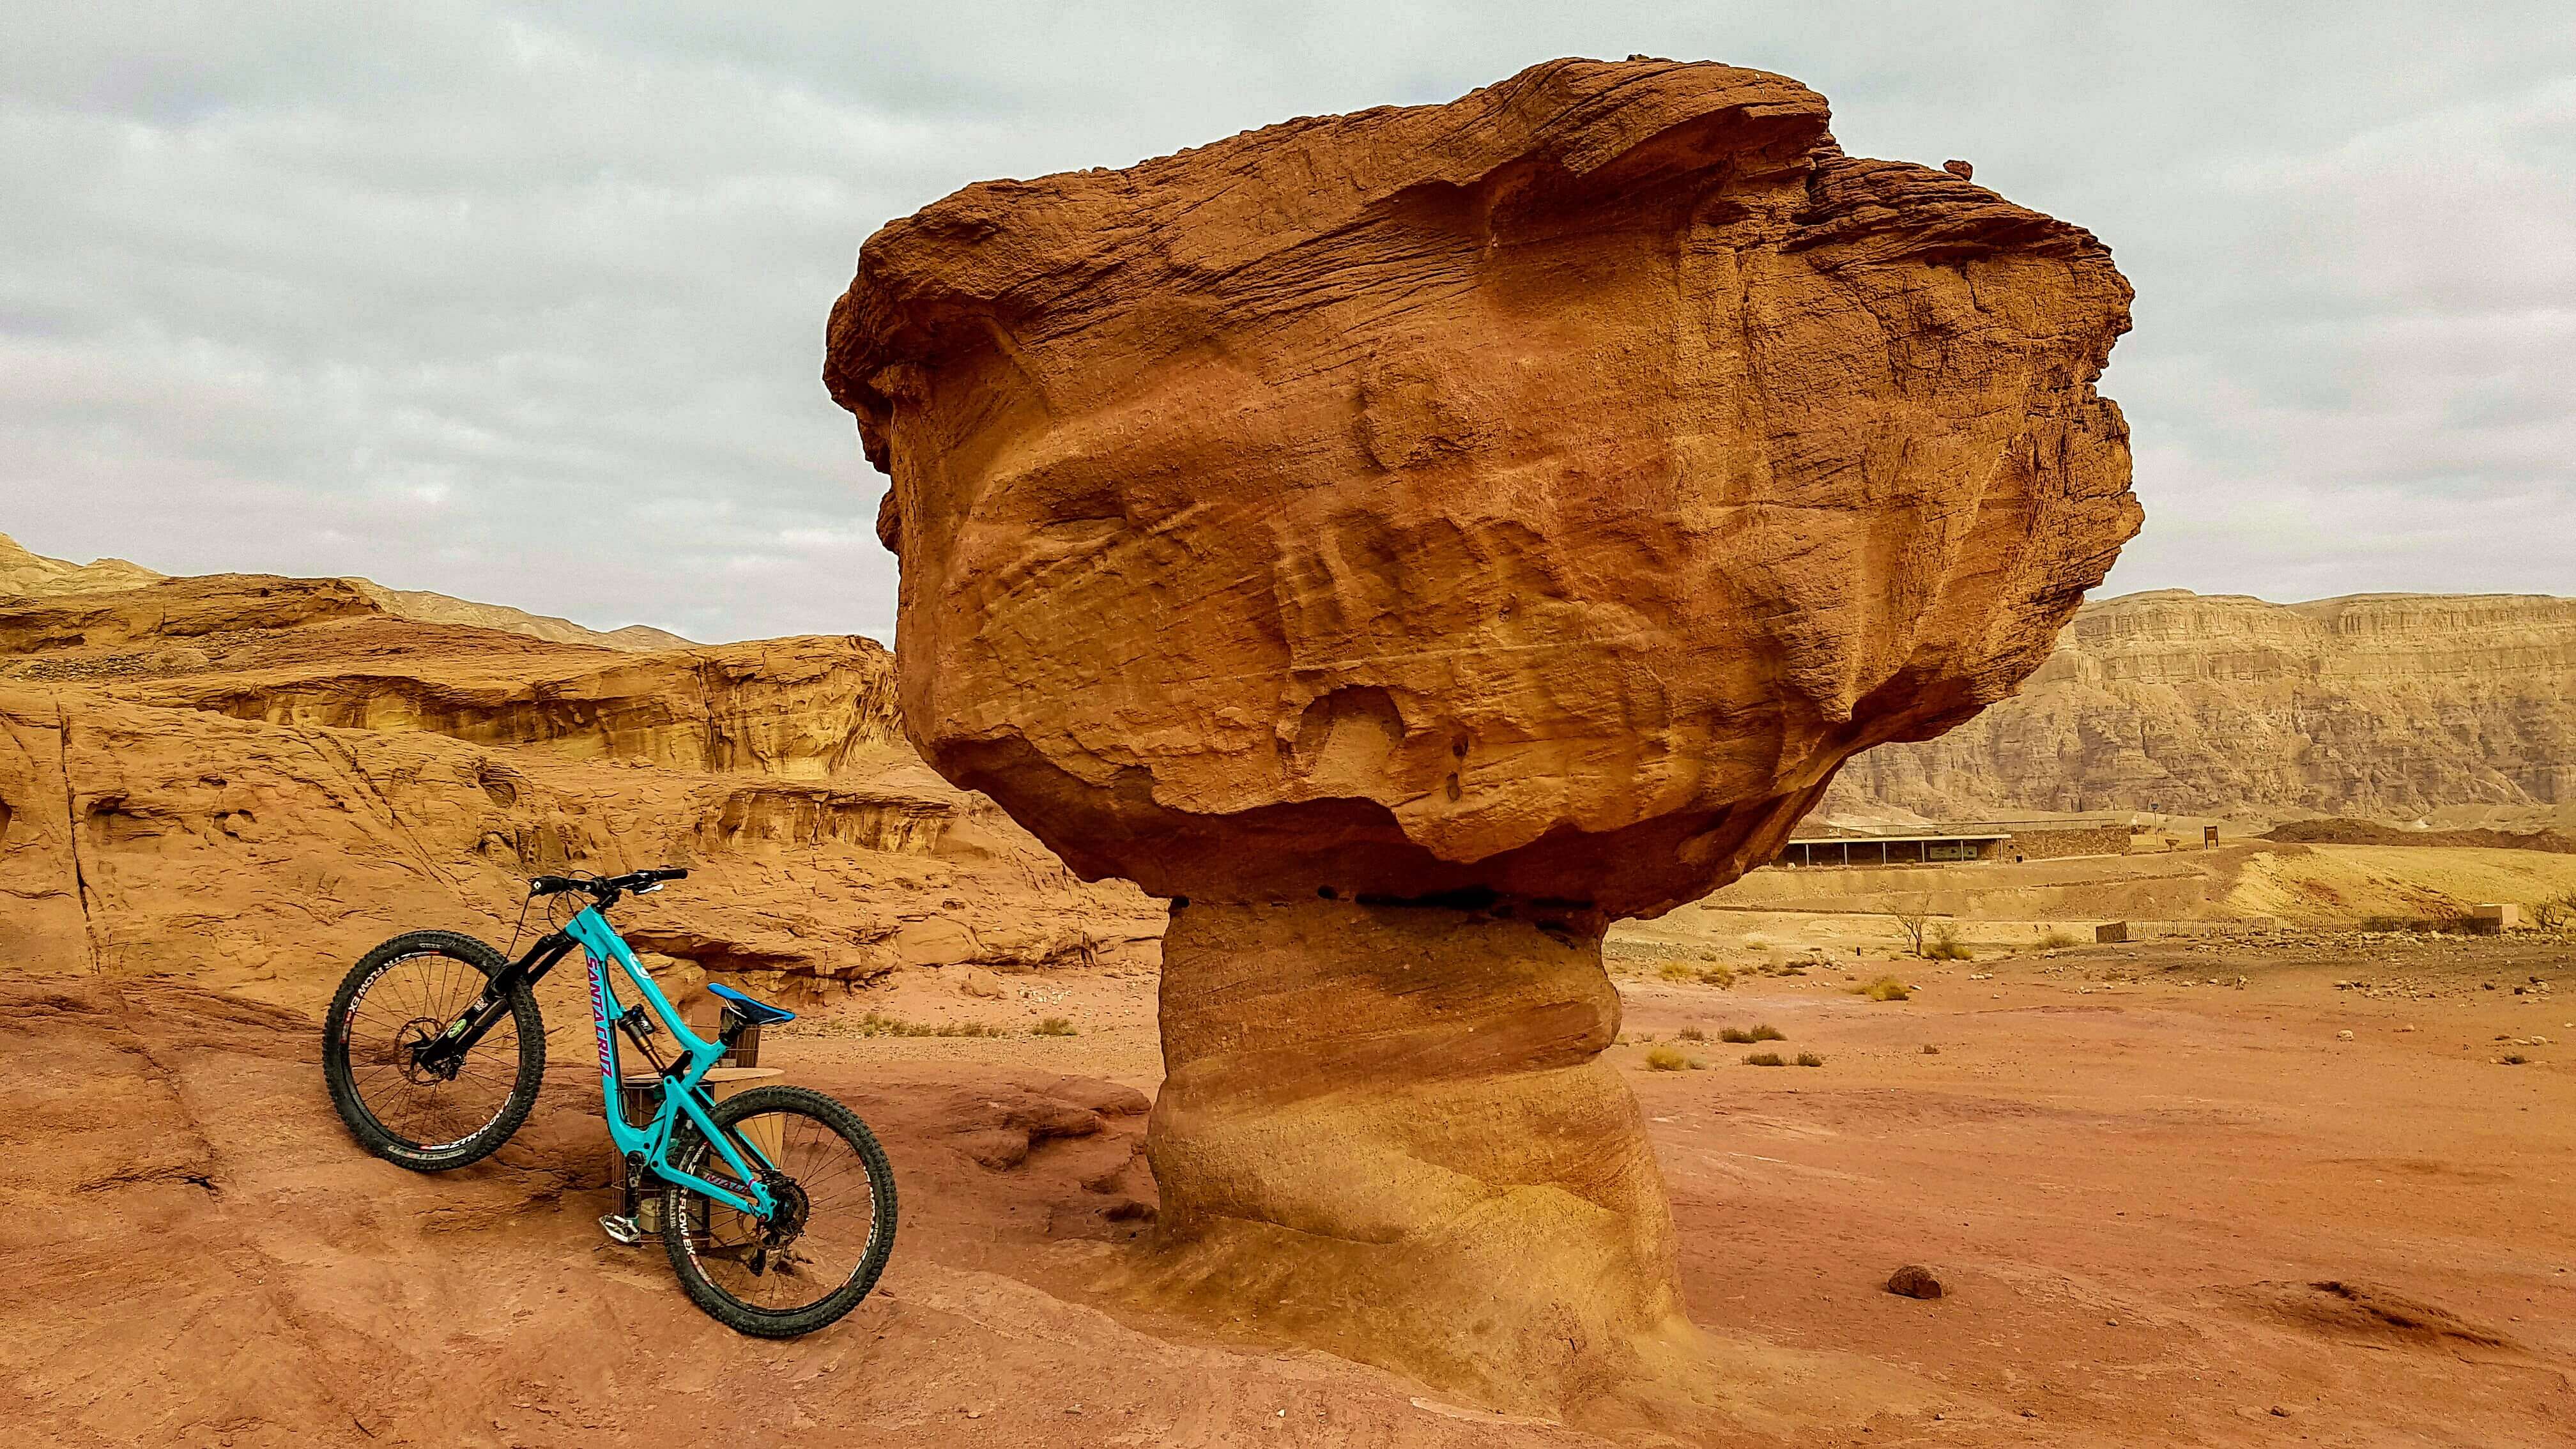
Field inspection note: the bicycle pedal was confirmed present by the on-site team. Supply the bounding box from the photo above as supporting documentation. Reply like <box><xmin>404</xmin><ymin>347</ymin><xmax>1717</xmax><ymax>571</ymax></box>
<box><xmin>598</xmin><ymin>1213</ymin><xmax>645</xmax><ymax>1247</ymax></box>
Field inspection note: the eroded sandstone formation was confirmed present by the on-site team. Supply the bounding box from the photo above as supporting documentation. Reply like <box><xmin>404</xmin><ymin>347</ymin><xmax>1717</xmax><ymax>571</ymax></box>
<box><xmin>829</xmin><ymin>57</ymin><xmax>2138</xmax><ymax>1407</ymax></box>
<box><xmin>1829</xmin><ymin>589</ymin><xmax>2576</xmax><ymax>818</ymax></box>
<box><xmin>0</xmin><ymin>546</ymin><xmax>1160</xmax><ymax>991</ymax></box>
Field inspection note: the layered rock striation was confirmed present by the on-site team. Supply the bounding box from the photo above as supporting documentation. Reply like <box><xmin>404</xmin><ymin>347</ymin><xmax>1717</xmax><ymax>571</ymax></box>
<box><xmin>829</xmin><ymin>57</ymin><xmax>2138</xmax><ymax>1407</ymax></box>
<box><xmin>1</xmin><ymin>562</ymin><xmax>1159</xmax><ymax>990</ymax></box>
<box><xmin>1830</xmin><ymin>590</ymin><xmax>2576</xmax><ymax>818</ymax></box>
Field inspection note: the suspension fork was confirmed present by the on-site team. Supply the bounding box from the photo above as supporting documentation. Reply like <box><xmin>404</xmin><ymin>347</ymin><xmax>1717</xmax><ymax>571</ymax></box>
<box><xmin>413</xmin><ymin>933</ymin><xmax>576</xmax><ymax>1071</ymax></box>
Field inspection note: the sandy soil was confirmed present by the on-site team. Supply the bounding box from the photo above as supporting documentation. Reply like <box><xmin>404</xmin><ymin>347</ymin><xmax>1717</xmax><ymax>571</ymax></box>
<box><xmin>8</xmin><ymin>933</ymin><xmax>2571</xmax><ymax>1447</ymax></box>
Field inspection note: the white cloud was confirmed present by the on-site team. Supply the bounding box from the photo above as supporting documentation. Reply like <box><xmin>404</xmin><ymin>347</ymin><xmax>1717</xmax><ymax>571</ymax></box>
<box><xmin>3</xmin><ymin>2</ymin><xmax>2572</xmax><ymax>644</ymax></box>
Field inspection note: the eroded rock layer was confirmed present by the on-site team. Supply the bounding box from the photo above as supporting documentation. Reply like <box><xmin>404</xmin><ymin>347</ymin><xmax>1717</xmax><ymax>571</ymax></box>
<box><xmin>831</xmin><ymin>56</ymin><xmax>2136</xmax><ymax>1410</ymax></box>
<box><xmin>1830</xmin><ymin>590</ymin><xmax>2576</xmax><ymax>818</ymax></box>
<box><xmin>832</xmin><ymin>57</ymin><xmax>2138</xmax><ymax>918</ymax></box>
<box><xmin>0</xmin><ymin>567</ymin><xmax>1159</xmax><ymax>993</ymax></box>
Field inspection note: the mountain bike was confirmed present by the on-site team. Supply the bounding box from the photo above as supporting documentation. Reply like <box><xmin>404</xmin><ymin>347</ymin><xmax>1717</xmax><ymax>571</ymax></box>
<box><xmin>320</xmin><ymin>868</ymin><xmax>897</xmax><ymax>1337</ymax></box>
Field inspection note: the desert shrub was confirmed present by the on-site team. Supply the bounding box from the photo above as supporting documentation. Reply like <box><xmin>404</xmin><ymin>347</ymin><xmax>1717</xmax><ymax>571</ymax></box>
<box><xmin>1744</xmin><ymin>1052</ymin><xmax>1786</xmax><ymax>1067</ymax></box>
<box><xmin>1794</xmin><ymin>1052</ymin><xmax>1824</xmax><ymax>1068</ymax></box>
<box><xmin>1853</xmin><ymin>976</ymin><xmax>1912</xmax><ymax>1002</ymax></box>
<box><xmin>1742</xmin><ymin>935</ymin><xmax>1774</xmax><ymax>953</ymax></box>
<box><xmin>1676</xmin><ymin>1026</ymin><xmax>1708</xmax><ymax>1043</ymax></box>
<box><xmin>1030</xmin><ymin>1016</ymin><xmax>1077</xmax><ymax>1037</ymax></box>
<box><xmin>844</xmin><ymin>1013</ymin><xmax>1008</xmax><ymax>1039</ymax></box>
<box><xmin>1925</xmin><ymin>925</ymin><xmax>1973</xmax><ymax>960</ymax></box>
<box><xmin>1657</xmin><ymin>962</ymin><xmax>1698</xmax><ymax>982</ymax></box>
<box><xmin>1718</xmin><ymin>1024</ymin><xmax>1786</xmax><ymax>1044</ymax></box>
<box><xmin>1718</xmin><ymin>1026</ymin><xmax>1752</xmax><ymax>1043</ymax></box>
<box><xmin>1920</xmin><ymin>1043</ymin><xmax>1941</xmax><ymax>1055</ymax></box>
<box><xmin>1749</xmin><ymin>1023</ymin><xmax>1786</xmax><ymax>1041</ymax></box>
<box><xmin>2532</xmin><ymin>891</ymin><xmax>2576</xmax><ymax>931</ymax></box>
<box><xmin>1697</xmin><ymin>965</ymin><xmax>1738</xmax><ymax>988</ymax></box>
<box><xmin>1644</xmin><ymin>1044</ymin><xmax>1689</xmax><ymax>1071</ymax></box>
<box><xmin>1883</xmin><ymin>893</ymin><xmax>1934</xmax><ymax>956</ymax></box>
<box><xmin>2038</xmin><ymin>928</ymin><xmax>2080</xmax><ymax>949</ymax></box>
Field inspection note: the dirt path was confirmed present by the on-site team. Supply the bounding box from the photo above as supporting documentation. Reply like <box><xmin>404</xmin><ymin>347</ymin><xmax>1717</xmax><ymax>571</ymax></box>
<box><xmin>6</xmin><ymin>937</ymin><xmax>2569</xmax><ymax>1446</ymax></box>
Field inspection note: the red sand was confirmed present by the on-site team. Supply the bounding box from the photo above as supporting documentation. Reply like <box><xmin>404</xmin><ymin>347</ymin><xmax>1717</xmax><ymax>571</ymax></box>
<box><xmin>8</xmin><ymin>937</ymin><xmax>2570</xmax><ymax>1446</ymax></box>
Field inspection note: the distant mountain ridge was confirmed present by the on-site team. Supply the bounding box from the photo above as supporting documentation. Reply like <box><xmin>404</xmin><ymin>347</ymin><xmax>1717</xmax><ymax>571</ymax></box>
<box><xmin>0</xmin><ymin>531</ymin><xmax>694</xmax><ymax>652</ymax></box>
<box><xmin>1830</xmin><ymin>588</ymin><xmax>2576</xmax><ymax>822</ymax></box>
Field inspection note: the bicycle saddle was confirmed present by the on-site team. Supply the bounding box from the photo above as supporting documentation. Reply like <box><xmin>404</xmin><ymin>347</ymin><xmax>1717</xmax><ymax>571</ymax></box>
<box><xmin>706</xmin><ymin>981</ymin><xmax>795</xmax><ymax>1025</ymax></box>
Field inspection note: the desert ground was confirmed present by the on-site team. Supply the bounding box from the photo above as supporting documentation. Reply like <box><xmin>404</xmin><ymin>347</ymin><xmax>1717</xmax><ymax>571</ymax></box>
<box><xmin>13</xmin><ymin>889</ymin><xmax>2570</xmax><ymax>1448</ymax></box>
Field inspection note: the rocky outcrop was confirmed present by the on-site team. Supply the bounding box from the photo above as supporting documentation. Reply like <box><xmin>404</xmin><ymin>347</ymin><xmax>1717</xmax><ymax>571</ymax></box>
<box><xmin>134</xmin><ymin>631</ymin><xmax>904</xmax><ymax>777</ymax></box>
<box><xmin>1830</xmin><ymin>590</ymin><xmax>2576</xmax><ymax>818</ymax></box>
<box><xmin>829</xmin><ymin>57</ymin><xmax>2135</xmax><ymax>1409</ymax></box>
<box><xmin>0</xmin><ymin>567</ymin><xmax>1160</xmax><ymax>994</ymax></box>
<box><xmin>0</xmin><ymin>531</ymin><xmax>693</xmax><ymax>652</ymax></box>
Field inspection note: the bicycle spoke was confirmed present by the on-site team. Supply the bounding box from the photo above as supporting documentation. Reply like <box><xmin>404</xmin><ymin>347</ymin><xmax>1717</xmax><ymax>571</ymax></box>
<box><xmin>340</xmin><ymin>952</ymin><xmax>523</xmax><ymax>1152</ymax></box>
<box><xmin>677</xmin><ymin>1103</ymin><xmax>884</xmax><ymax>1315</ymax></box>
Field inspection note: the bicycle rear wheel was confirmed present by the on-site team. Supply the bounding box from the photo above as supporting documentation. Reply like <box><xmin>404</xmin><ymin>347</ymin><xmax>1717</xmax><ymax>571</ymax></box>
<box><xmin>662</xmin><ymin>1084</ymin><xmax>897</xmax><ymax>1337</ymax></box>
<box><xmin>322</xmin><ymin>930</ymin><xmax>545</xmax><ymax>1170</ymax></box>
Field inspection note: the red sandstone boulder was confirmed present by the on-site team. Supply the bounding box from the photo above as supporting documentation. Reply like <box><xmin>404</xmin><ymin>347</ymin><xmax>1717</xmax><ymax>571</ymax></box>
<box><xmin>830</xmin><ymin>57</ymin><xmax>2136</xmax><ymax>920</ymax></box>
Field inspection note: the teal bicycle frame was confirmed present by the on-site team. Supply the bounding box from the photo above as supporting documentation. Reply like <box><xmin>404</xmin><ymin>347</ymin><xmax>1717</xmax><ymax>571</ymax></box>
<box><xmin>562</xmin><ymin>907</ymin><xmax>779</xmax><ymax>1219</ymax></box>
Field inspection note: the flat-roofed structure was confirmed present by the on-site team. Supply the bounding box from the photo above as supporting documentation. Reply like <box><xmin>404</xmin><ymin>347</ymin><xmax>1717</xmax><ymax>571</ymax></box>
<box><xmin>1772</xmin><ymin>831</ymin><xmax>2009</xmax><ymax>867</ymax></box>
<box><xmin>1768</xmin><ymin>813</ymin><xmax>2140</xmax><ymax>868</ymax></box>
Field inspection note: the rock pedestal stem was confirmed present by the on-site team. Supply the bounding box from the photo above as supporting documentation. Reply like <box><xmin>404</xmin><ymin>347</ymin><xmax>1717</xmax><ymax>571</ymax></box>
<box><xmin>1139</xmin><ymin>898</ymin><xmax>1684</xmax><ymax>1406</ymax></box>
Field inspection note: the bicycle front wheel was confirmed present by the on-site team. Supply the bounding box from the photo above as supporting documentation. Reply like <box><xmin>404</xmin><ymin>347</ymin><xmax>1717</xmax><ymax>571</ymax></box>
<box><xmin>662</xmin><ymin>1084</ymin><xmax>897</xmax><ymax>1337</ymax></box>
<box><xmin>322</xmin><ymin>930</ymin><xmax>545</xmax><ymax>1170</ymax></box>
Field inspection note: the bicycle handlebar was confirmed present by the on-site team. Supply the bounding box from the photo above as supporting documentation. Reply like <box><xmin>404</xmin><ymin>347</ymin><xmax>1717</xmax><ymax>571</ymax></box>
<box><xmin>528</xmin><ymin>868</ymin><xmax>688</xmax><ymax>901</ymax></box>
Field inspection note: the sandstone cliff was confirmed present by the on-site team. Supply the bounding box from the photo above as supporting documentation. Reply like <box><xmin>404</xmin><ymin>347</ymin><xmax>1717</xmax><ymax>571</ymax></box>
<box><xmin>0</xmin><ymin>558</ymin><xmax>1160</xmax><ymax>997</ymax></box>
<box><xmin>0</xmin><ymin>531</ymin><xmax>694</xmax><ymax>652</ymax></box>
<box><xmin>1830</xmin><ymin>589</ymin><xmax>2576</xmax><ymax>818</ymax></box>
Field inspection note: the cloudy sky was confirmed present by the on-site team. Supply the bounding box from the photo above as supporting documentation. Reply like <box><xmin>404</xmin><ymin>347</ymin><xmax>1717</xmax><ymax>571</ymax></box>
<box><xmin>6</xmin><ymin>3</ymin><xmax>2571</xmax><ymax>641</ymax></box>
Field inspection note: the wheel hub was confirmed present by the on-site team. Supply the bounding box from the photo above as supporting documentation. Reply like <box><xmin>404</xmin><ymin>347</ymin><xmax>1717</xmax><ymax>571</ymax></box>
<box><xmin>761</xmin><ymin>1176</ymin><xmax>811</xmax><ymax>1246</ymax></box>
<box><xmin>396</xmin><ymin>1018</ymin><xmax>462</xmax><ymax>1083</ymax></box>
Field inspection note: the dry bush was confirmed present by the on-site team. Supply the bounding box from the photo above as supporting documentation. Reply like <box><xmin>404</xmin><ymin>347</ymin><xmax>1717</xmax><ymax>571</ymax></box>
<box><xmin>1744</xmin><ymin>1051</ymin><xmax>1786</xmax><ymax>1067</ymax></box>
<box><xmin>1657</xmin><ymin>962</ymin><xmax>1698</xmax><ymax>981</ymax></box>
<box><xmin>1644</xmin><ymin>1044</ymin><xmax>1689</xmax><ymax>1071</ymax></box>
<box><xmin>1794</xmin><ymin>1052</ymin><xmax>1824</xmax><ymax>1068</ymax></box>
<box><xmin>843</xmin><ymin>1013</ymin><xmax>1009</xmax><ymax>1039</ymax></box>
<box><xmin>1920</xmin><ymin>1043</ymin><xmax>1941</xmax><ymax>1055</ymax></box>
<box><xmin>1926</xmin><ymin>925</ymin><xmax>1974</xmax><ymax>960</ymax></box>
<box><xmin>1883</xmin><ymin>893</ymin><xmax>1934</xmax><ymax>956</ymax></box>
<box><xmin>1853</xmin><ymin>976</ymin><xmax>1912</xmax><ymax>1002</ymax></box>
<box><xmin>1030</xmin><ymin>1016</ymin><xmax>1077</xmax><ymax>1037</ymax></box>
<box><xmin>1719</xmin><ymin>1024</ymin><xmax>1786</xmax><ymax>1044</ymax></box>
<box><xmin>2533</xmin><ymin>891</ymin><xmax>2576</xmax><ymax>931</ymax></box>
<box><xmin>1697</xmin><ymin>965</ymin><xmax>1738</xmax><ymax>988</ymax></box>
<box><xmin>1676</xmin><ymin>1026</ymin><xmax>1708</xmax><ymax>1043</ymax></box>
<box><xmin>2037</xmin><ymin>928</ymin><xmax>2080</xmax><ymax>949</ymax></box>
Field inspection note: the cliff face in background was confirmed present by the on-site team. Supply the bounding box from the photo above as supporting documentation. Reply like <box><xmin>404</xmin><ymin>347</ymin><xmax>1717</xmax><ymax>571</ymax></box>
<box><xmin>0</xmin><ymin>546</ymin><xmax>1160</xmax><ymax>995</ymax></box>
<box><xmin>1830</xmin><ymin>589</ymin><xmax>2576</xmax><ymax>820</ymax></box>
<box><xmin>0</xmin><ymin>531</ymin><xmax>694</xmax><ymax>652</ymax></box>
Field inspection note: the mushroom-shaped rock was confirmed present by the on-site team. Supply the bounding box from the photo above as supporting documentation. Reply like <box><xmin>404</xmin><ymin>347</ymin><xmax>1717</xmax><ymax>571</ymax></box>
<box><xmin>827</xmin><ymin>57</ymin><xmax>2138</xmax><ymax>1411</ymax></box>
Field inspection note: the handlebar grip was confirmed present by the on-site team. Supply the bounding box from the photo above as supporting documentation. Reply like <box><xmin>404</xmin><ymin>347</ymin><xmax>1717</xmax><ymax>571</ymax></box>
<box><xmin>528</xmin><ymin>875</ymin><xmax>578</xmax><ymax>896</ymax></box>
